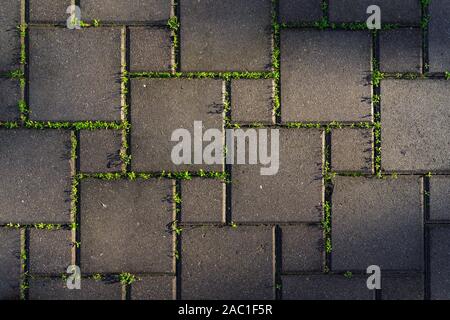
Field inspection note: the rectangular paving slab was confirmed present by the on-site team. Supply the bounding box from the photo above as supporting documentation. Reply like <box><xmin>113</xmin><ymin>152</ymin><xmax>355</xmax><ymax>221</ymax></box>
<box><xmin>381</xmin><ymin>274</ymin><xmax>424</xmax><ymax>300</ymax></box>
<box><xmin>332</xmin><ymin>176</ymin><xmax>423</xmax><ymax>271</ymax></box>
<box><xmin>281</xmin><ymin>225</ymin><xmax>323</xmax><ymax>272</ymax></box>
<box><xmin>430</xmin><ymin>226</ymin><xmax>450</xmax><ymax>299</ymax></box>
<box><xmin>0</xmin><ymin>229</ymin><xmax>20</xmax><ymax>300</ymax></box>
<box><xmin>180</xmin><ymin>0</ymin><xmax>272</xmax><ymax>71</ymax></box>
<box><xmin>232</xmin><ymin>129</ymin><xmax>323</xmax><ymax>222</ymax></box>
<box><xmin>331</xmin><ymin>128</ymin><xmax>373</xmax><ymax>173</ymax></box>
<box><xmin>380</xmin><ymin>28</ymin><xmax>422</xmax><ymax>73</ymax></box>
<box><xmin>382</xmin><ymin>80</ymin><xmax>450</xmax><ymax>172</ymax></box>
<box><xmin>129</xmin><ymin>27</ymin><xmax>172</xmax><ymax>72</ymax></box>
<box><xmin>281</xmin><ymin>30</ymin><xmax>372</xmax><ymax>122</ymax></box>
<box><xmin>29</xmin><ymin>278</ymin><xmax>123</xmax><ymax>300</ymax></box>
<box><xmin>429</xmin><ymin>176</ymin><xmax>450</xmax><ymax>221</ymax></box>
<box><xmin>0</xmin><ymin>0</ymin><xmax>20</xmax><ymax>71</ymax></box>
<box><xmin>0</xmin><ymin>78</ymin><xmax>20</xmax><ymax>121</ymax></box>
<box><xmin>279</xmin><ymin>0</ymin><xmax>323</xmax><ymax>23</ymax></box>
<box><xmin>282</xmin><ymin>275</ymin><xmax>374</xmax><ymax>300</ymax></box>
<box><xmin>81</xmin><ymin>0</ymin><xmax>171</xmax><ymax>23</ymax></box>
<box><xmin>429</xmin><ymin>0</ymin><xmax>450</xmax><ymax>72</ymax></box>
<box><xmin>80</xmin><ymin>179</ymin><xmax>175</xmax><ymax>273</ymax></box>
<box><xmin>29</xmin><ymin>27</ymin><xmax>121</xmax><ymax>121</ymax></box>
<box><xmin>0</xmin><ymin>130</ymin><xmax>72</xmax><ymax>224</ymax></box>
<box><xmin>180</xmin><ymin>178</ymin><xmax>225</xmax><ymax>223</ymax></box>
<box><xmin>79</xmin><ymin>130</ymin><xmax>123</xmax><ymax>173</ymax></box>
<box><xmin>130</xmin><ymin>78</ymin><xmax>223</xmax><ymax>172</ymax></box>
<box><xmin>29</xmin><ymin>229</ymin><xmax>73</xmax><ymax>275</ymax></box>
<box><xmin>329</xmin><ymin>0</ymin><xmax>421</xmax><ymax>24</ymax></box>
<box><xmin>29</xmin><ymin>0</ymin><xmax>71</xmax><ymax>23</ymax></box>
<box><xmin>181</xmin><ymin>226</ymin><xmax>274</xmax><ymax>299</ymax></box>
<box><xmin>130</xmin><ymin>276</ymin><xmax>174</xmax><ymax>300</ymax></box>
<box><xmin>231</xmin><ymin>79</ymin><xmax>274</xmax><ymax>124</ymax></box>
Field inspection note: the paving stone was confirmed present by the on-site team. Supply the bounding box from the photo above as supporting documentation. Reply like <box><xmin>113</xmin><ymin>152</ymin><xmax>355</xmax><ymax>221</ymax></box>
<box><xmin>80</xmin><ymin>179</ymin><xmax>174</xmax><ymax>273</ymax></box>
<box><xmin>29</xmin><ymin>278</ymin><xmax>122</xmax><ymax>300</ymax></box>
<box><xmin>382</xmin><ymin>80</ymin><xmax>450</xmax><ymax>172</ymax></box>
<box><xmin>181</xmin><ymin>226</ymin><xmax>274</xmax><ymax>299</ymax></box>
<box><xmin>29</xmin><ymin>229</ymin><xmax>73</xmax><ymax>274</ymax></box>
<box><xmin>0</xmin><ymin>229</ymin><xmax>20</xmax><ymax>300</ymax></box>
<box><xmin>279</xmin><ymin>0</ymin><xmax>323</xmax><ymax>23</ymax></box>
<box><xmin>180</xmin><ymin>0</ymin><xmax>272</xmax><ymax>71</ymax></box>
<box><xmin>129</xmin><ymin>27</ymin><xmax>171</xmax><ymax>72</ymax></box>
<box><xmin>430</xmin><ymin>176</ymin><xmax>450</xmax><ymax>220</ymax></box>
<box><xmin>281</xmin><ymin>225</ymin><xmax>323</xmax><ymax>272</ymax></box>
<box><xmin>81</xmin><ymin>0</ymin><xmax>171</xmax><ymax>22</ymax></box>
<box><xmin>430</xmin><ymin>226</ymin><xmax>450</xmax><ymax>299</ymax></box>
<box><xmin>180</xmin><ymin>178</ymin><xmax>225</xmax><ymax>223</ymax></box>
<box><xmin>282</xmin><ymin>275</ymin><xmax>374</xmax><ymax>300</ymax></box>
<box><xmin>281</xmin><ymin>30</ymin><xmax>372</xmax><ymax>122</ymax></box>
<box><xmin>329</xmin><ymin>0</ymin><xmax>421</xmax><ymax>24</ymax></box>
<box><xmin>332</xmin><ymin>176</ymin><xmax>423</xmax><ymax>271</ymax></box>
<box><xmin>29</xmin><ymin>28</ymin><xmax>121</xmax><ymax>121</ymax></box>
<box><xmin>232</xmin><ymin>129</ymin><xmax>323</xmax><ymax>222</ymax></box>
<box><xmin>0</xmin><ymin>0</ymin><xmax>20</xmax><ymax>71</ymax></box>
<box><xmin>331</xmin><ymin>128</ymin><xmax>373</xmax><ymax>173</ymax></box>
<box><xmin>429</xmin><ymin>0</ymin><xmax>450</xmax><ymax>72</ymax></box>
<box><xmin>130</xmin><ymin>79</ymin><xmax>223</xmax><ymax>172</ymax></box>
<box><xmin>0</xmin><ymin>78</ymin><xmax>20</xmax><ymax>121</ymax></box>
<box><xmin>79</xmin><ymin>130</ymin><xmax>122</xmax><ymax>173</ymax></box>
<box><xmin>380</xmin><ymin>28</ymin><xmax>422</xmax><ymax>73</ymax></box>
<box><xmin>231</xmin><ymin>79</ymin><xmax>273</xmax><ymax>124</ymax></box>
<box><xmin>131</xmin><ymin>276</ymin><xmax>174</xmax><ymax>300</ymax></box>
<box><xmin>381</xmin><ymin>274</ymin><xmax>424</xmax><ymax>300</ymax></box>
<box><xmin>29</xmin><ymin>0</ymin><xmax>71</xmax><ymax>23</ymax></box>
<box><xmin>0</xmin><ymin>130</ymin><xmax>72</xmax><ymax>224</ymax></box>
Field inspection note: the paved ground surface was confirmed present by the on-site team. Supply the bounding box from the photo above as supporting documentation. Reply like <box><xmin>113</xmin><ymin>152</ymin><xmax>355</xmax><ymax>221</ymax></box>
<box><xmin>0</xmin><ymin>0</ymin><xmax>449</xmax><ymax>300</ymax></box>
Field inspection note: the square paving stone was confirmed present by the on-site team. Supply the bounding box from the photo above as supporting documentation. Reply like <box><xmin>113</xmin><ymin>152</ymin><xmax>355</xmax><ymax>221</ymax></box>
<box><xmin>381</xmin><ymin>274</ymin><xmax>424</xmax><ymax>300</ymax></box>
<box><xmin>129</xmin><ymin>27</ymin><xmax>172</xmax><ymax>72</ymax></box>
<box><xmin>0</xmin><ymin>130</ymin><xmax>72</xmax><ymax>224</ymax></box>
<box><xmin>332</xmin><ymin>176</ymin><xmax>423</xmax><ymax>271</ymax></box>
<box><xmin>29</xmin><ymin>28</ymin><xmax>121</xmax><ymax>121</ymax></box>
<box><xmin>130</xmin><ymin>79</ymin><xmax>223</xmax><ymax>172</ymax></box>
<box><xmin>0</xmin><ymin>229</ymin><xmax>20</xmax><ymax>300</ymax></box>
<box><xmin>29</xmin><ymin>278</ymin><xmax>123</xmax><ymax>300</ymax></box>
<box><xmin>280</xmin><ymin>0</ymin><xmax>323</xmax><ymax>23</ymax></box>
<box><xmin>0</xmin><ymin>0</ymin><xmax>20</xmax><ymax>71</ymax></box>
<box><xmin>0</xmin><ymin>78</ymin><xmax>20</xmax><ymax>121</ymax></box>
<box><xmin>429</xmin><ymin>0</ymin><xmax>450</xmax><ymax>72</ymax></box>
<box><xmin>81</xmin><ymin>0</ymin><xmax>171</xmax><ymax>23</ymax></box>
<box><xmin>382</xmin><ymin>80</ymin><xmax>450</xmax><ymax>172</ymax></box>
<box><xmin>131</xmin><ymin>276</ymin><xmax>174</xmax><ymax>300</ymax></box>
<box><xmin>281</xmin><ymin>30</ymin><xmax>372</xmax><ymax>122</ymax></box>
<box><xmin>180</xmin><ymin>178</ymin><xmax>225</xmax><ymax>223</ymax></box>
<box><xmin>79</xmin><ymin>130</ymin><xmax>123</xmax><ymax>173</ymax></box>
<box><xmin>29</xmin><ymin>0</ymin><xmax>71</xmax><ymax>23</ymax></box>
<box><xmin>29</xmin><ymin>229</ymin><xmax>73</xmax><ymax>274</ymax></box>
<box><xmin>331</xmin><ymin>128</ymin><xmax>373</xmax><ymax>173</ymax></box>
<box><xmin>232</xmin><ymin>129</ymin><xmax>323</xmax><ymax>222</ymax></box>
<box><xmin>282</xmin><ymin>275</ymin><xmax>374</xmax><ymax>300</ymax></box>
<box><xmin>281</xmin><ymin>225</ymin><xmax>323</xmax><ymax>272</ymax></box>
<box><xmin>380</xmin><ymin>28</ymin><xmax>422</xmax><ymax>73</ymax></box>
<box><xmin>231</xmin><ymin>79</ymin><xmax>273</xmax><ymax>124</ymax></box>
<box><xmin>80</xmin><ymin>179</ymin><xmax>175</xmax><ymax>273</ymax></box>
<box><xmin>181</xmin><ymin>226</ymin><xmax>274</xmax><ymax>300</ymax></box>
<box><xmin>329</xmin><ymin>0</ymin><xmax>421</xmax><ymax>24</ymax></box>
<box><xmin>430</xmin><ymin>176</ymin><xmax>450</xmax><ymax>220</ymax></box>
<box><xmin>430</xmin><ymin>226</ymin><xmax>450</xmax><ymax>300</ymax></box>
<box><xmin>180</xmin><ymin>0</ymin><xmax>272</xmax><ymax>71</ymax></box>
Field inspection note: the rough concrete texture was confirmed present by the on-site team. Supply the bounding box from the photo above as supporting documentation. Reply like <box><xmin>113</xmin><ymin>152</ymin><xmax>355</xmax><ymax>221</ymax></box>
<box><xmin>0</xmin><ymin>0</ymin><xmax>448</xmax><ymax>301</ymax></box>
<box><xmin>332</xmin><ymin>176</ymin><xmax>423</xmax><ymax>271</ymax></box>
<box><xmin>281</xmin><ymin>30</ymin><xmax>372</xmax><ymax>122</ymax></box>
